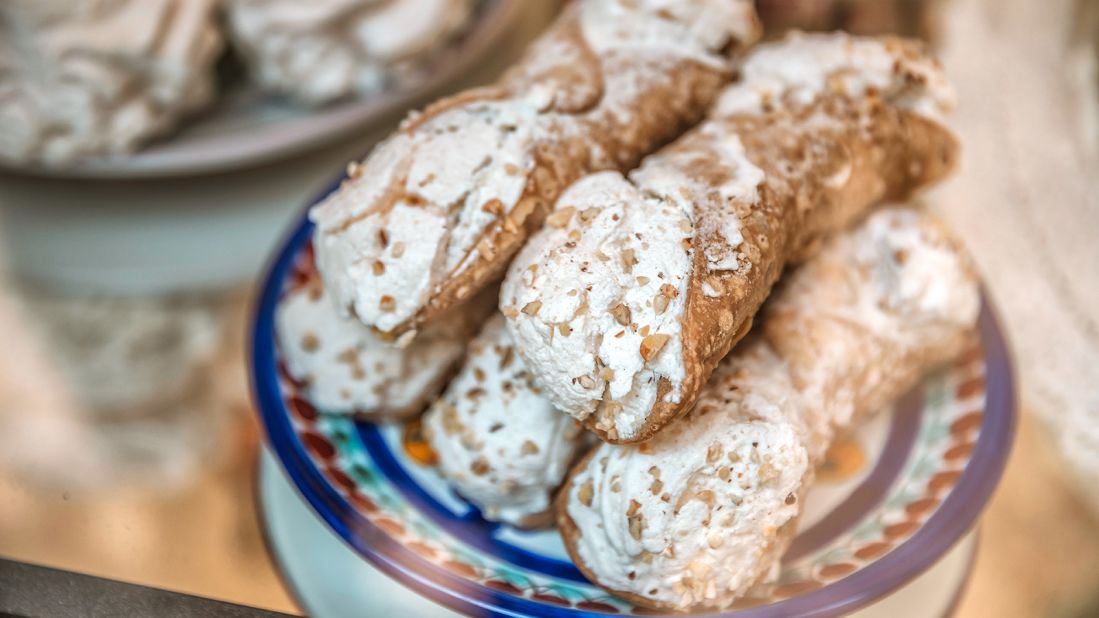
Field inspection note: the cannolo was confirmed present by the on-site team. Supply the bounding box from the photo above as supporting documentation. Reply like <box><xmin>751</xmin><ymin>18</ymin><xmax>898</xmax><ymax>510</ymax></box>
<box><xmin>276</xmin><ymin>256</ymin><xmax>491</xmax><ymax>420</ymax></box>
<box><xmin>502</xmin><ymin>32</ymin><xmax>958</xmax><ymax>442</ymax></box>
<box><xmin>557</xmin><ymin>207</ymin><xmax>980</xmax><ymax>610</ymax></box>
<box><xmin>424</xmin><ymin>314</ymin><xmax>588</xmax><ymax>527</ymax></box>
<box><xmin>0</xmin><ymin>0</ymin><xmax>222</xmax><ymax>164</ymax></box>
<box><xmin>224</xmin><ymin>0</ymin><xmax>474</xmax><ymax>104</ymax></box>
<box><xmin>309</xmin><ymin>0</ymin><xmax>761</xmax><ymax>337</ymax></box>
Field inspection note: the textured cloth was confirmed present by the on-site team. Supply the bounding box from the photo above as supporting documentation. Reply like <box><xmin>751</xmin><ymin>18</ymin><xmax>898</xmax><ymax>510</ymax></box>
<box><xmin>934</xmin><ymin>0</ymin><xmax>1099</xmax><ymax>517</ymax></box>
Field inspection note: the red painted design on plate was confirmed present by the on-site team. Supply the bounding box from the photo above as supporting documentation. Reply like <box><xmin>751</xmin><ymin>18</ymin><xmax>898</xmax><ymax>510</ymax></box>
<box><xmin>374</xmin><ymin>518</ymin><xmax>405</xmax><ymax>537</ymax></box>
<box><xmin>300</xmin><ymin>431</ymin><xmax>336</xmax><ymax>460</ymax></box>
<box><xmin>854</xmin><ymin>542</ymin><xmax>892</xmax><ymax>560</ymax></box>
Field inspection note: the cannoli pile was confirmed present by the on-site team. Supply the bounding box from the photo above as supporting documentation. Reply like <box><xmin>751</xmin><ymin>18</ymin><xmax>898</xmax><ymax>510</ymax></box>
<box><xmin>277</xmin><ymin>0</ymin><xmax>979</xmax><ymax>610</ymax></box>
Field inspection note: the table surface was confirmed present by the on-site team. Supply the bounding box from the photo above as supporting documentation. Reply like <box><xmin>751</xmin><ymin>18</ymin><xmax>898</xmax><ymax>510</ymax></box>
<box><xmin>1</xmin><ymin>1</ymin><xmax>1098</xmax><ymax>617</ymax></box>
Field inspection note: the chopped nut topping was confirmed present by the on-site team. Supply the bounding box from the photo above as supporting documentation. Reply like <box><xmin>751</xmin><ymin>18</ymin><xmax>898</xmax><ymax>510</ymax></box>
<box><xmin>521</xmin><ymin>440</ymin><xmax>540</xmax><ymax>455</ymax></box>
<box><xmin>579</xmin><ymin>207</ymin><xmax>601</xmax><ymax>223</ymax></box>
<box><xmin>620</xmin><ymin>248</ymin><xmax>638</xmax><ymax>273</ymax></box>
<box><xmin>499</xmin><ymin>346</ymin><xmax>515</xmax><ymax>369</ymax></box>
<box><xmin>599</xmin><ymin>367</ymin><xmax>615</xmax><ymax>381</ymax></box>
<box><xmin>470</xmin><ymin>458</ymin><xmax>490</xmax><ymax>476</ymax></box>
<box><xmin>394</xmin><ymin>329</ymin><xmax>416</xmax><ymax>349</ymax></box>
<box><xmin>640</xmin><ymin>333</ymin><xmax>671</xmax><ymax>361</ymax></box>
<box><xmin>577</xmin><ymin>375</ymin><xmax>596</xmax><ymax>389</ymax></box>
<box><xmin>482</xmin><ymin>199</ymin><xmax>504</xmax><ymax>216</ymax></box>
<box><xmin>391</xmin><ymin>242</ymin><xmax>405</xmax><ymax>258</ymax></box>
<box><xmin>706</xmin><ymin>443</ymin><xmax>723</xmax><ymax>463</ymax></box>
<box><xmin>628</xmin><ymin>509</ymin><xmax>645</xmax><ymax>541</ymax></box>
<box><xmin>653</xmin><ymin>294</ymin><xmax>669</xmax><ymax>315</ymax></box>
<box><xmin>301</xmin><ymin>332</ymin><xmax>319</xmax><ymax>352</ymax></box>
<box><xmin>650</xmin><ymin>479</ymin><xmax>664</xmax><ymax>495</ymax></box>
<box><xmin>660</xmin><ymin>283</ymin><xmax>678</xmax><ymax>298</ymax></box>
<box><xmin>636</xmin><ymin>276</ymin><xmax>650</xmax><ymax>286</ymax></box>
<box><xmin>546</xmin><ymin>207</ymin><xmax>576</xmax><ymax>229</ymax></box>
<box><xmin>522</xmin><ymin>300</ymin><xmax>543</xmax><ymax>315</ymax></box>
<box><xmin>473</xmin><ymin>367</ymin><xmax>486</xmax><ymax>382</ymax></box>
<box><xmin>378</xmin><ymin>229</ymin><xmax>389</xmax><ymax>249</ymax></box>
<box><xmin>610</xmin><ymin>303</ymin><xmax>632</xmax><ymax>326</ymax></box>
<box><xmin>559</xmin><ymin>323</ymin><xmax>572</xmax><ymax>337</ymax></box>
<box><xmin>599</xmin><ymin>400</ymin><xmax>623</xmax><ymax>417</ymax></box>
<box><xmin>697</xmin><ymin>489</ymin><xmax>716</xmax><ymax>507</ymax></box>
<box><xmin>578</xmin><ymin>479</ymin><xmax>594</xmax><ymax>506</ymax></box>
<box><xmin>379</xmin><ymin>295</ymin><xmax>396</xmax><ymax>312</ymax></box>
<box><xmin>502</xmin><ymin>307</ymin><xmax>519</xmax><ymax>319</ymax></box>
<box><xmin>372</xmin><ymin>261</ymin><xmax>385</xmax><ymax>276</ymax></box>
<box><xmin>460</xmin><ymin>432</ymin><xmax>482</xmax><ymax>450</ymax></box>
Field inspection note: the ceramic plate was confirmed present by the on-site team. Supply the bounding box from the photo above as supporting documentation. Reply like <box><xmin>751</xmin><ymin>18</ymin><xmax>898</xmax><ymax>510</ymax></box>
<box><xmin>251</xmin><ymin>198</ymin><xmax>1015</xmax><ymax>618</ymax></box>
<box><xmin>0</xmin><ymin>0</ymin><xmax>518</xmax><ymax>180</ymax></box>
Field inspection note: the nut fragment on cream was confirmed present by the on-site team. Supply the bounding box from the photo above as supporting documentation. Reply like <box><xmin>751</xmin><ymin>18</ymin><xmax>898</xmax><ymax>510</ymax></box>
<box><xmin>0</xmin><ymin>0</ymin><xmax>222</xmax><ymax>164</ymax></box>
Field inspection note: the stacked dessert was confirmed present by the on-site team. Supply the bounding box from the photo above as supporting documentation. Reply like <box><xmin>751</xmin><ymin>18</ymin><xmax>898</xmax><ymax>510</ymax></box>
<box><xmin>276</xmin><ymin>0</ymin><xmax>977</xmax><ymax>610</ymax></box>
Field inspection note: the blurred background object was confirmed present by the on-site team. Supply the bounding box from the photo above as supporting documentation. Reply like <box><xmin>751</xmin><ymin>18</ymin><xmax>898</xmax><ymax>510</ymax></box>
<box><xmin>224</xmin><ymin>0</ymin><xmax>476</xmax><ymax>105</ymax></box>
<box><xmin>932</xmin><ymin>0</ymin><xmax>1099</xmax><ymax>557</ymax></box>
<box><xmin>0</xmin><ymin>0</ymin><xmax>223</xmax><ymax>166</ymax></box>
<box><xmin>0</xmin><ymin>0</ymin><xmax>1097</xmax><ymax>616</ymax></box>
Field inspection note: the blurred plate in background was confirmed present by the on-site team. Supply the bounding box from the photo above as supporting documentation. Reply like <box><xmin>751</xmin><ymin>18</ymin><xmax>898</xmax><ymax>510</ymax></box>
<box><xmin>0</xmin><ymin>0</ymin><xmax>520</xmax><ymax>180</ymax></box>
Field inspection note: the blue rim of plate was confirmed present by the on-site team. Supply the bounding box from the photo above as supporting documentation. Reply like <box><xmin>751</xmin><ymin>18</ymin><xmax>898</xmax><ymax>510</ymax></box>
<box><xmin>250</xmin><ymin>180</ymin><xmax>1017</xmax><ymax>618</ymax></box>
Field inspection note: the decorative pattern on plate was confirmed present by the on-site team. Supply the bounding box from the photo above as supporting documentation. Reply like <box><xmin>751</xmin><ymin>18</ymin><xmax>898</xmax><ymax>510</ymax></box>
<box><xmin>252</xmin><ymin>207</ymin><xmax>1015</xmax><ymax>618</ymax></box>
